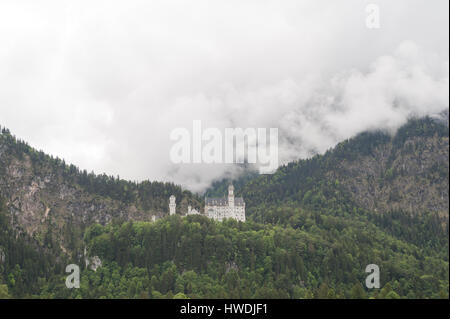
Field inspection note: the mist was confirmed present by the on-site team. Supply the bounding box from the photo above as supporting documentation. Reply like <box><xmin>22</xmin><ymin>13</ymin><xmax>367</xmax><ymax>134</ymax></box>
<box><xmin>0</xmin><ymin>0</ymin><xmax>448</xmax><ymax>192</ymax></box>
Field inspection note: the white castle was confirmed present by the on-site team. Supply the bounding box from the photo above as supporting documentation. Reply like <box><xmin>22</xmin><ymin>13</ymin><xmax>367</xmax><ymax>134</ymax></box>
<box><xmin>169</xmin><ymin>195</ymin><xmax>176</xmax><ymax>215</ymax></box>
<box><xmin>167</xmin><ymin>184</ymin><xmax>245</xmax><ymax>222</ymax></box>
<box><xmin>205</xmin><ymin>184</ymin><xmax>245</xmax><ymax>222</ymax></box>
<box><xmin>168</xmin><ymin>195</ymin><xmax>200</xmax><ymax>216</ymax></box>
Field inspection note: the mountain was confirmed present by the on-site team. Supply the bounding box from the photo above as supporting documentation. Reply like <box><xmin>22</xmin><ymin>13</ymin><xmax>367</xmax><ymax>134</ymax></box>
<box><xmin>0</xmin><ymin>126</ymin><xmax>202</xmax><ymax>257</ymax></box>
<box><xmin>0</xmin><ymin>116</ymin><xmax>448</xmax><ymax>299</ymax></box>
<box><xmin>206</xmin><ymin>116</ymin><xmax>449</xmax><ymax>221</ymax></box>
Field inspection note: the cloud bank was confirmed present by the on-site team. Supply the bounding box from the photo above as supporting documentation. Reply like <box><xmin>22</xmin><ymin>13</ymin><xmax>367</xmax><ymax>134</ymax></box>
<box><xmin>0</xmin><ymin>0</ymin><xmax>448</xmax><ymax>192</ymax></box>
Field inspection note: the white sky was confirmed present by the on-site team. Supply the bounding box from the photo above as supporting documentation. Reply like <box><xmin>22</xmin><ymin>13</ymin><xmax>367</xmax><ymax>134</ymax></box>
<box><xmin>0</xmin><ymin>0</ymin><xmax>448</xmax><ymax>191</ymax></box>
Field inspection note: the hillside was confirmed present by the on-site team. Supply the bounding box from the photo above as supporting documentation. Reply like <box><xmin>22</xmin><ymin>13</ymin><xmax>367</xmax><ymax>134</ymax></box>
<box><xmin>0</xmin><ymin>127</ymin><xmax>202</xmax><ymax>256</ymax></box>
<box><xmin>0</xmin><ymin>116</ymin><xmax>448</xmax><ymax>299</ymax></box>
<box><xmin>206</xmin><ymin>116</ymin><xmax>449</xmax><ymax>222</ymax></box>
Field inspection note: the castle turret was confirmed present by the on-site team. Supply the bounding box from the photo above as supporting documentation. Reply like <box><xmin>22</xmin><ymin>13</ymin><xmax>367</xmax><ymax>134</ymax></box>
<box><xmin>228</xmin><ymin>184</ymin><xmax>234</xmax><ymax>208</ymax></box>
<box><xmin>169</xmin><ymin>195</ymin><xmax>176</xmax><ymax>215</ymax></box>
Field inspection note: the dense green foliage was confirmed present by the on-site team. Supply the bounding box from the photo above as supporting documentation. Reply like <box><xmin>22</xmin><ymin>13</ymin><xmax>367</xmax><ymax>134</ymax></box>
<box><xmin>0</xmin><ymin>198</ymin><xmax>66</xmax><ymax>298</ymax></box>
<box><xmin>0</xmin><ymin>117</ymin><xmax>448</xmax><ymax>299</ymax></box>
<box><xmin>38</xmin><ymin>212</ymin><xmax>448</xmax><ymax>299</ymax></box>
<box><xmin>223</xmin><ymin>117</ymin><xmax>449</xmax><ymax>222</ymax></box>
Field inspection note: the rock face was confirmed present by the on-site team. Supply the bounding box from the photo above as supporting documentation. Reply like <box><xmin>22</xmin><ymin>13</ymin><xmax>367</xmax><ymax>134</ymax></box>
<box><xmin>0</xmin><ymin>128</ymin><xmax>202</xmax><ymax>253</ymax></box>
<box><xmin>86</xmin><ymin>255</ymin><xmax>102</xmax><ymax>272</ymax></box>
<box><xmin>0</xmin><ymin>151</ymin><xmax>145</xmax><ymax>240</ymax></box>
<box><xmin>329</xmin><ymin>134</ymin><xmax>449</xmax><ymax>215</ymax></box>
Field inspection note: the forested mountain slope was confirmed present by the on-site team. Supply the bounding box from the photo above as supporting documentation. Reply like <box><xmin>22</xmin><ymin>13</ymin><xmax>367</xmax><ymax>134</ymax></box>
<box><xmin>207</xmin><ymin>116</ymin><xmax>449</xmax><ymax>223</ymax></box>
<box><xmin>0</xmin><ymin>116</ymin><xmax>448</xmax><ymax>299</ymax></box>
<box><xmin>0</xmin><ymin>127</ymin><xmax>202</xmax><ymax>256</ymax></box>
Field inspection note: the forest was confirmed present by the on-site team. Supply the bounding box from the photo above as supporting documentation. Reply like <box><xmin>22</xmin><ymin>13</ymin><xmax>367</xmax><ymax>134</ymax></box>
<box><xmin>0</xmin><ymin>116</ymin><xmax>448</xmax><ymax>299</ymax></box>
<box><xmin>1</xmin><ymin>203</ymin><xmax>448</xmax><ymax>298</ymax></box>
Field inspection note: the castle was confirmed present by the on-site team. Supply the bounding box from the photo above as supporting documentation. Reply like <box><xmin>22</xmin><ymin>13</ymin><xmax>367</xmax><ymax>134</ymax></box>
<box><xmin>168</xmin><ymin>195</ymin><xmax>201</xmax><ymax>217</ymax></box>
<box><xmin>169</xmin><ymin>195</ymin><xmax>176</xmax><ymax>215</ymax></box>
<box><xmin>205</xmin><ymin>184</ymin><xmax>246</xmax><ymax>222</ymax></box>
<box><xmin>168</xmin><ymin>184</ymin><xmax>245</xmax><ymax>222</ymax></box>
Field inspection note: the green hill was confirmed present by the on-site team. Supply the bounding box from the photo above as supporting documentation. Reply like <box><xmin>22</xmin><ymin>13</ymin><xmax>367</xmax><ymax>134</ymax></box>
<box><xmin>0</xmin><ymin>116</ymin><xmax>448</xmax><ymax>299</ymax></box>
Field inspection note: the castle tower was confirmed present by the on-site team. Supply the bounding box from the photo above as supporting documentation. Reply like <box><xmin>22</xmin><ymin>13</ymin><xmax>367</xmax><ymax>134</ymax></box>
<box><xmin>169</xmin><ymin>195</ymin><xmax>176</xmax><ymax>215</ymax></box>
<box><xmin>228</xmin><ymin>184</ymin><xmax>234</xmax><ymax>208</ymax></box>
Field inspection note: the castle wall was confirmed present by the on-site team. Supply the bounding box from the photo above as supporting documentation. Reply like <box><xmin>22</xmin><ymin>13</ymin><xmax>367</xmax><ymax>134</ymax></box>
<box><xmin>205</xmin><ymin>204</ymin><xmax>245</xmax><ymax>222</ymax></box>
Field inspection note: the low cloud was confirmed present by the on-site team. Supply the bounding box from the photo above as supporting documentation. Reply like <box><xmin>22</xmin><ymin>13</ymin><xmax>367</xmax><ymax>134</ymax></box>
<box><xmin>0</xmin><ymin>0</ymin><xmax>448</xmax><ymax>192</ymax></box>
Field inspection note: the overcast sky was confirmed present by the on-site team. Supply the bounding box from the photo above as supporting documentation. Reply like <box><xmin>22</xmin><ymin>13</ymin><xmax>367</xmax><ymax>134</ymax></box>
<box><xmin>0</xmin><ymin>0</ymin><xmax>448</xmax><ymax>192</ymax></box>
